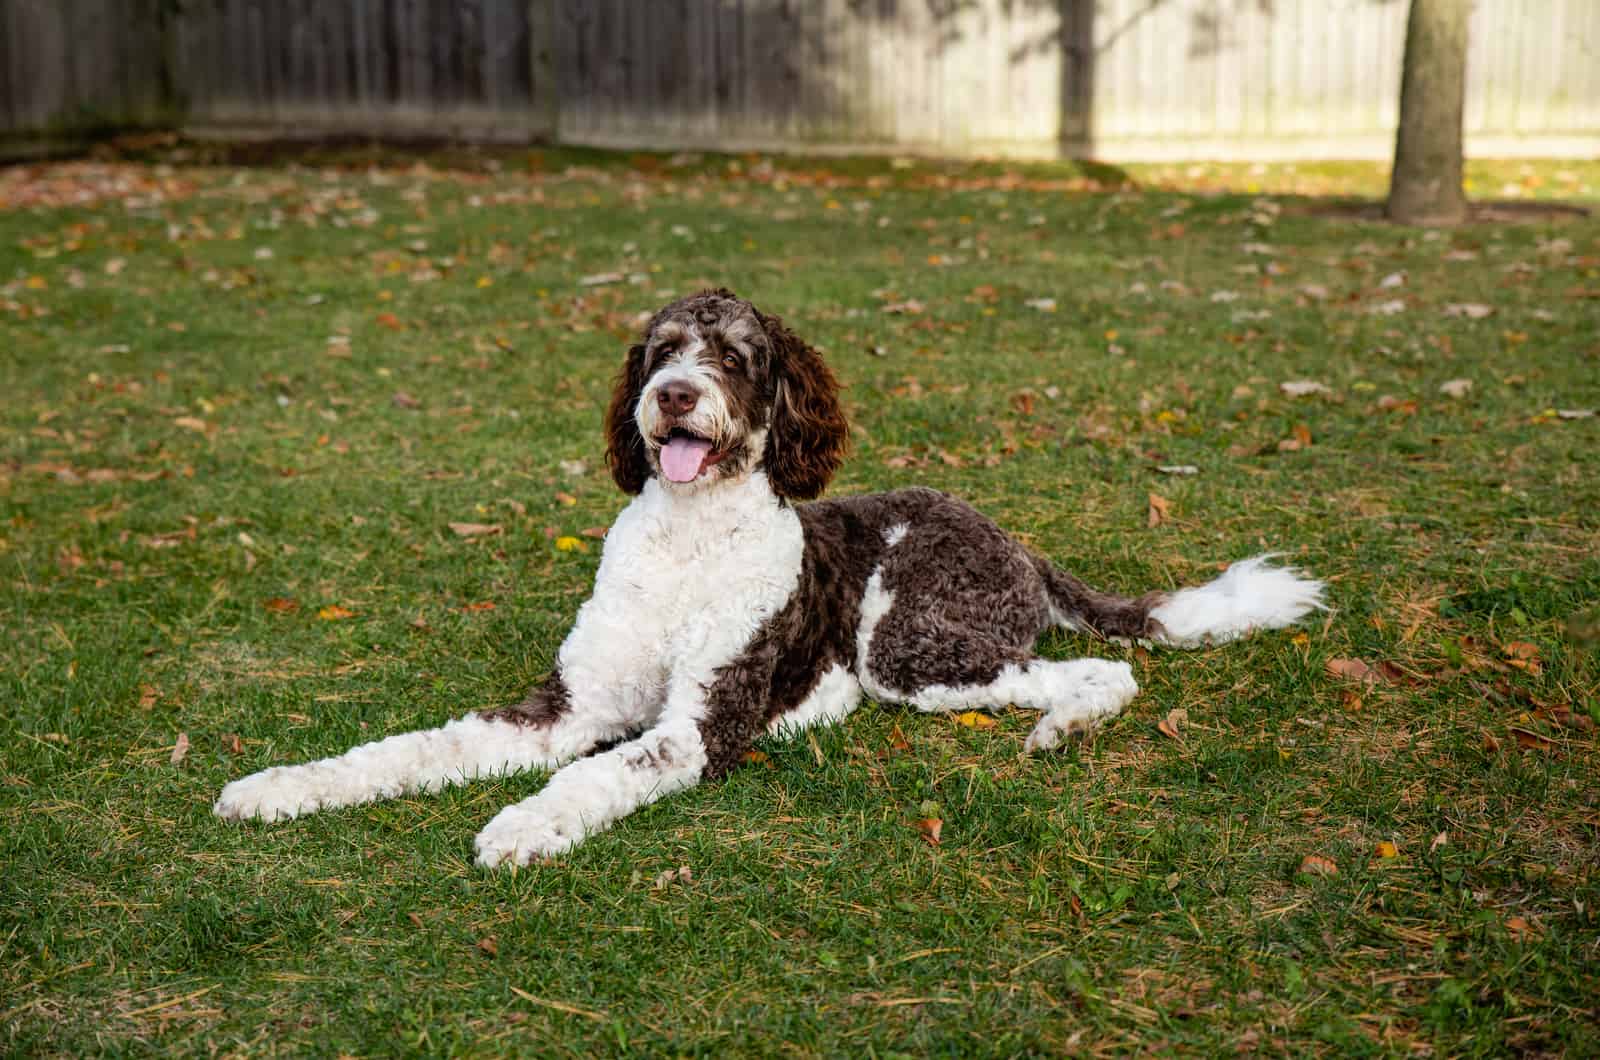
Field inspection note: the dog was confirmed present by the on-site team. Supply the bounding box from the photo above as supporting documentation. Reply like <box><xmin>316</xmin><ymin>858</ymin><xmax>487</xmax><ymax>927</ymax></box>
<box><xmin>215</xmin><ymin>289</ymin><xmax>1324</xmax><ymax>867</ymax></box>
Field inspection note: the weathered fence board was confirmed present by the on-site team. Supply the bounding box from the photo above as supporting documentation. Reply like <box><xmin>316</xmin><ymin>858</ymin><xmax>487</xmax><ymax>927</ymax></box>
<box><xmin>2</xmin><ymin>0</ymin><xmax>1597</xmax><ymax>160</ymax></box>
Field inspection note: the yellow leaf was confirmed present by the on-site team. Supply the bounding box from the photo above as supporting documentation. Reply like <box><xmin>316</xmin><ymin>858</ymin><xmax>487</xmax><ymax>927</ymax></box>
<box><xmin>554</xmin><ymin>536</ymin><xmax>587</xmax><ymax>552</ymax></box>
<box><xmin>1375</xmin><ymin>840</ymin><xmax>1399</xmax><ymax>858</ymax></box>
<box><xmin>742</xmin><ymin>750</ymin><xmax>771</xmax><ymax>766</ymax></box>
<box><xmin>25</xmin><ymin>275</ymin><xmax>47</xmax><ymax>290</ymax></box>
<box><xmin>953</xmin><ymin>711</ymin><xmax>997</xmax><ymax>729</ymax></box>
<box><xmin>317</xmin><ymin>605</ymin><xmax>356</xmax><ymax>621</ymax></box>
<box><xmin>476</xmin><ymin>276</ymin><xmax>493</xmax><ymax>288</ymax></box>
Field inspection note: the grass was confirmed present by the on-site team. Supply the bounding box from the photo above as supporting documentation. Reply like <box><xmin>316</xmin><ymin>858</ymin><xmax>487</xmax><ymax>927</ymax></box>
<box><xmin>2</xmin><ymin>145</ymin><xmax>1597</xmax><ymax>1055</ymax></box>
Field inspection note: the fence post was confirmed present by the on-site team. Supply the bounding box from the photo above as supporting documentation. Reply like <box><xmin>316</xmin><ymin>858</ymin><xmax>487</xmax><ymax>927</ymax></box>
<box><xmin>528</xmin><ymin>0</ymin><xmax>558</xmax><ymax>143</ymax></box>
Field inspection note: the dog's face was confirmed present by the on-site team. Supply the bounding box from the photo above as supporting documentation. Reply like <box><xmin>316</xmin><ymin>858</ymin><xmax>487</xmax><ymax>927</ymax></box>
<box><xmin>605</xmin><ymin>289</ymin><xmax>848</xmax><ymax>500</ymax></box>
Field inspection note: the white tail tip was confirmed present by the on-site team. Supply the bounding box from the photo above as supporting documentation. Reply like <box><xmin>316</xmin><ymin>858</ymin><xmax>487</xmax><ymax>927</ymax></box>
<box><xmin>1147</xmin><ymin>555</ymin><xmax>1325</xmax><ymax>649</ymax></box>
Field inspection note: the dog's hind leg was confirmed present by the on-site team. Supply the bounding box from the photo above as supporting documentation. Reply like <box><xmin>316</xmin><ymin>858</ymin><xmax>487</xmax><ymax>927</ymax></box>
<box><xmin>857</xmin><ymin>585</ymin><xmax>1138</xmax><ymax>753</ymax></box>
<box><xmin>214</xmin><ymin>675</ymin><xmax>624</xmax><ymax>822</ymax></box>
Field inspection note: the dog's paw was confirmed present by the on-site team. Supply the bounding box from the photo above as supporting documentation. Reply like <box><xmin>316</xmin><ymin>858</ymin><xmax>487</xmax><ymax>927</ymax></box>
<box><xmin>1023</xmin><ymin>659</ymin><xmax>1138</xmax><ymax>753</ymax></box>
<box><xmin>214</xmin><ymin>766</ymin><xmax>317</xmax><ymax>822</ymax></box>
<box><xmin>473</xmin><ymin>805</ymin><xmax>585</xmax><ymax>869</ymax></box>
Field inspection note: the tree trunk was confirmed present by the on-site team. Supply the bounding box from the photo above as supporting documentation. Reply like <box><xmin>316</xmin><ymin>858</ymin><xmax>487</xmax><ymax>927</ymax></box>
<box><xmin>1386</xmin><ymin>0</ymin><xmax>1470</xmax><ymax>225</ymax></box>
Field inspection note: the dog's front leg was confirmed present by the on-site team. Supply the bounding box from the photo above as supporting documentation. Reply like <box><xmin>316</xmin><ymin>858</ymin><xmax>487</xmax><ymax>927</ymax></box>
<box><xmin>214</xmin><ymin>671</ymin><xmax>625</xmax><ymax>823</ymax></box>
<box><xmin>474</xmin><ymin>646</ymin><xmax>776</xmax><ymax>868</ymax></box>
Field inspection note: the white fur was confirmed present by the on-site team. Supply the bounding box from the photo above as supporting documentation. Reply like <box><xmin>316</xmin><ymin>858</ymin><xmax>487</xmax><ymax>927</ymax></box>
<box><xmin>213</xmin><ymin>712</ymin><xmax>616</xmax><ymax>821</ymax></box>
<box><xmin>1146</xmin><ymin>555</ymin><xmax>1325</xmax><ymax>648</ymax></box>
<box><xmin>767</xmin><ymin>663</ymin><xmax>863</xmax><ymax>737</ymax></box>
<box><xmin>882</xmin><ymin>523</ymin><xmax>909</xmax><ymax>548</ymax></box>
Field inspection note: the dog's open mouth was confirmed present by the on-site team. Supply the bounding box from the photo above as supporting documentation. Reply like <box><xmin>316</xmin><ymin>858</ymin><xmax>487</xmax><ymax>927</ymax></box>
<box><xmin>657</xmin><ymin>427</ymin><xmax>726</xmax><ymax>483</ymax></box>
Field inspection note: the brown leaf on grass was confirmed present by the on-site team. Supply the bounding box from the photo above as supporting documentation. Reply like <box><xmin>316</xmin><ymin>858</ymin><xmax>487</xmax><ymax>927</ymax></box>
<box><xmin>1429</xmin><ymin>831</ymin><xmax>1449</xmax><ymax>853</ymax></box>
<box><xmin>1325</xmin><ymin>657</ymin><xmax>1382</xmax><ymax>685</ymax></box>
<box><xmin>953</xmin><ymin>711</ymin><xmax>997</xmax><ymax>730</ymax></box>
<box><xmin>1157</xmin><ymin>708</ymin><xmax>1188</xmax><ymax>741</ymax></box>
<box><xmin>138</xmin><ymin>684</ymin><xmax>159</xmax><ymax>709</ymax></box>
<box><xmin>1509</xmin><ymin>727</ymin><xmax>1560</xmax><ymax>754</ymax></box>
<box><xmin>914</xmin><ymin>817</ymin><xmax>943</xmax><ymax>846</ymax></box>
<box><xmin>742</xmin><ymin>749</ymin><xmax>772</xmax><ymax>767</ymax></box>
<box><xmin>223</xmin><ymin>732</ymin><xmax>243</xmax><ymax>754</ymax></box>
<box><xmin>376</xmin><ymin>312</ymin><xmax>403</xmax><ymax>331</ymax></box>
<box><xmin>1502</xmin><ymin>641</ymin><xmax>1542</xmax><ymax>674</ymax></box>
<box><xmin>653</xmin><ymin>865</ymin><xmax>693</xmax><ymax>889</ymax></box>
<box><xmin>392</xmin><ymin>391</ymin><xmax>421</xmax><ymax>409</ymax></box>
<box><xmin>477</xmin><ymin>936</ymin><xmax>499</xmax><ymax>958</ymax></box>
<box><xmin>457</xmin><ymin>601</ymin><xmax>496</xmax><ymax>613</ymax></box>
<box><xmin>263</xmin><ymin>597</ymin><xmax>299</xmax><ymax>614</ymax></box>
<box><xmin>173</xmin><ymin>415</ymin><xmax>210</xmax><ymax>433</ymax></box>
<box><xmin>887</xmin><ymin>723</ymin><xmax>911</xmax><ymax>753</ymax></box>
<box><xmin>1504</xmin><ymin>916</ymin><xmax>1543</xmax><ymax>941</ymax></box>
<box><xmin>317</xmin><ymin>604</ymin><xmax>356</xmax><ymax>621</ymax></box>
<box><xmin>579</xmin><ymin>526</ymin><xmax>608</xmax><ymax>539</ymax></box>
<box><xmin>554</xmin><ymin>491</ymin><xmax>578</xmax><ymax>507</ymax></box>
<box><xmin>1147</xmin><ymin>492</ymin><xmax>1171</xmax><ymax>528</ymax></box>
<box><xmin>449</xmin><ymin>522</ymin><xmax>503</xmax><ymax>538</ymax></box>
<box><xmin>1298</xmin><ymin>854</ymin><xmax>1338</xmax><ymax>877</ymax></box>
<box><xmin>169</xmin><ymin>732</ymin><xmax>190</xmax><ymax>766</ymax></box>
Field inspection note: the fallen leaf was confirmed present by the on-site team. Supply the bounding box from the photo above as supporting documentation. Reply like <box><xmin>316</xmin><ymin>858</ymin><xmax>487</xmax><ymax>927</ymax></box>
<box><xmin>263</xmin><ymin>597</ymin><xmax>299</xmax><ymax>614</ymax></box>
<box><xmin>458</xmin><ymin>601</ymin><xmax>496</xmax><ymax>613</ymax></box>
<box><xmin>578</xmin><ymin>272</ymin><xmax>624</xmax><ymax>287</ymax></box>
<box><xmin>554</xmin><ymin>491</ymin><xmax>577</xmax><ymax>507</ymax></box>
<box><xmin>223</xmin><ymin>732</ymin><xmax>244</xmax><ymax>754</ymax></box>
<box><xmin>1374</xmin><ymin>840</ymin><xmax>1399</xmax><ymax>859</ymax></box>
<box><xmin>579</xmin><ymin>526</ymin><xmax>608</xmax><ymax>539</ymax></box>
<box><xmin>882</xmin><ymin>299</ymin><xmax>925</xmax><ymax>315</ymax></box>
<box><xmin>1429</xmin><ymin>831</ymin><xmax>1449</xmax><ymax>853</ymax></box>
<box><xmin>1509</xmin><ymin>727</ymin><xmax>1559</xmax><ymax>754</ymax></box>
<box><xmin>554</xmin><ymin>536</ymin><xmax>588</xmax><ymax>552</ymax></box>
<box><xmin>653</xmin><ymin>865</ymin><xmax>692</xmax><ymax>889</ymax></box>
<box><xmin>915</xmin><ymin>817</ymin><xmax>943</xmax><ymax>846</ymax></box>
<box><xmin>392</xmin><ymin>391</ymin><xmax>421</xmax><ymax>409</ymax></box>
<box><xmin>887</xmin><ymin>724</ymin><xmax>911</xmax><ymax>753</ymax></box>
<box><xmin>1438</xmin><ymin>378</ymin><xmax>1473</xmax><ymax>399</ymax></box>
<box><xmin>1443</xmin><ymin>302</ymin><xmax>1494</xmax><ymax>319</ymax></box>
<box><xmin>317</xmin><ymin>604</ymin><xmax>356</xmax><ymax>621</ymax></box>
<box><xmin>953</xmin><ymin>711</ymin><xmax>997</xmax><ymax>730</ymax></box>
<box><xmin>1326</xmin><ymin>658</ymin><xmax>1381</xmax><ymax>685</ymax></box>
<box><xmin>742</xmin><ymin>749</ymin><xmax>771</xmax><ymax>766</ymax></box>
<box><xmin>1502</xmin><ymin>640</ymin><xmax>1542</xmax><ymax>674</ymax></box>
<box><xmin>449</xmin><ymin>522</ymin><xmax>503</xmax><ymax>538</ymax></box>
<box><xmin>1156</xmin><ymin>464</ymin><xmax>1200</xmax><ymax>476</ymax></box>
<box><xmin>138</xmin><ymin>684</ymin><xmax>159</xmax><ymax>709</ymax></box>
<box><xmin>173</xmin><ymin>416</ymin><xmax>209</xmax><ymax>433</ymax></box>
<box><xmin>1147</xmin><ymin>492</ymin><xmax>1171</xmax><ymax>528</ymax></box>
<box><xmin>1504</xmin><ymin>916</ymin><xmax>1542</xmax><ymax>941</ymax></box>
<box><xmin>376</xmin><ymin>311</ymin><xmax>402</xmax><ymax>330</ymax></box>
<box><xmin>477</xmin><ymin>936</ymin><xmax>499</xmax><ymax>957</ymax></box>
<box><xmin>169</xmin><ymin>732</ymin><xmax>190</xmax><ymax>766</ymax></box>
<box><xmin>1157</xmin><ymin>708</ymin><xmax>1188</xmax><ymax>740</ymax></box>
<box><xmin>1279</xmin><ymin>380</ymin><xmax>1331</xmax><ymax>398</ymax></box>
<box><xmin>1298</xmin><ymin>854</ymin><xmax>1338</xmax><ymax>877</ymax></box>
<box><xmin>1023</xmin><ymin>297</ymin><xmax>1056</xmax><ymax>312</ymax></box>
<box><xmin>1556</xmin><ymin>408</ymin><xmax>1595</xmax><ymax>420</ymax></box>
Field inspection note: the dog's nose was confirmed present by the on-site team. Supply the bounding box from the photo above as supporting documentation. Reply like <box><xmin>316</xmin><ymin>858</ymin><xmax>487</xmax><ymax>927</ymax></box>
<box><xmin>657</xmin><ymin>381</ymin><xmax>699</xmax><ymax>416</ymax></box>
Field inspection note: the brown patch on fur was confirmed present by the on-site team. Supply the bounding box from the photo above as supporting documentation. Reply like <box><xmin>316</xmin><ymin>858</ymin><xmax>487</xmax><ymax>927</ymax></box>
<box><xmin>1032</xmin><ymin>558</ymin><xmax>1169</xmax><ymax>640</ymax></box>
<box><xmin>759</xmin><ymin>310</ymin><xmax>849</xmax><ymax>501</ymax></box>
<box><xmin>605</xmin><ymin>344</ymin><xmax>652</xmax><ymax>494</ymax></box>
<box><xmin>481</xmin><ymin>670</ymin><xmax>571</xmax><ymax>727</ymax></box>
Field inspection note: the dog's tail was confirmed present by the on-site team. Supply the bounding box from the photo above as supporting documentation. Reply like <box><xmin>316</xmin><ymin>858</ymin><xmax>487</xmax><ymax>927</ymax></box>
<box><xmin>1033</xmin><ymin>554</ymin><xmax>1325</xmax><ymax>649</ymax></box>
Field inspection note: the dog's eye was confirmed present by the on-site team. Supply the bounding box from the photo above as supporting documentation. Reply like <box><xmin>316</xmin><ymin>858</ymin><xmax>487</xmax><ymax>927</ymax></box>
<box><xmin>656</xmin><ymin>343</ymin><xmax>677</xmax><ymax>358</ymax></box>
<box><xmin>721</xmin><ymin>353</ymin><xmax>741</xmax><ymax>370</ymax></box>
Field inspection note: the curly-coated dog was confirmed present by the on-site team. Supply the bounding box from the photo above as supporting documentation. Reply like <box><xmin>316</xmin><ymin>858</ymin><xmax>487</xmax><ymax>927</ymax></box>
<box><xmin>216</xmin><ymin>289</ymin><xmax>1324</xmax><ymax>866</ymax></box>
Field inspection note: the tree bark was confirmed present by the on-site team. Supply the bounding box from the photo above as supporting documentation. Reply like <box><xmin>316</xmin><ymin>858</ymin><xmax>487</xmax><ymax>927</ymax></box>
<box><xmin>1386</xmin><ymin>0</ymin><xmax>1470</xmax><ymax>225</ymax></box>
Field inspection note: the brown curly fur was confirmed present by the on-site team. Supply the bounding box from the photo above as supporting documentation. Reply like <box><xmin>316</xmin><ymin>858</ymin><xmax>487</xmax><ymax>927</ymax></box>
<box><xmin>605</xmin><ymin>344</ymin><xmax>651</xmax><ymax>494</ymax></box>
<box><xmin>758</xmin><ymin>311</ymin><xmax>849</xmax><ymax>501</ymax></box>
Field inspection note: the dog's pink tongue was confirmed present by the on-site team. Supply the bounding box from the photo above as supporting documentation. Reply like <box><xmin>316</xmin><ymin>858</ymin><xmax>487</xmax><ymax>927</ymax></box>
<box><xmin>660</xmin><ymin>436</ymin><xmax>713</xmax><ymax>482</ymax></box>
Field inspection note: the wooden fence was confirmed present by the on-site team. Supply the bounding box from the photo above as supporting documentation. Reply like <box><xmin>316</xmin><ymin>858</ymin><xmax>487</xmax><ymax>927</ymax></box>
<box><xmin>3</xmin><ymin>0</ymin><xmax>1598</xmax><ymax>161</ymax></box>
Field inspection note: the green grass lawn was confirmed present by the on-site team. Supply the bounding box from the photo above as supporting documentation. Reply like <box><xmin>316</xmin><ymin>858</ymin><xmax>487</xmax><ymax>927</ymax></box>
<box><xmin>2</xmin><ymin>147</ymin><xmax>1597</xmax><ymax>1055</ymax></box>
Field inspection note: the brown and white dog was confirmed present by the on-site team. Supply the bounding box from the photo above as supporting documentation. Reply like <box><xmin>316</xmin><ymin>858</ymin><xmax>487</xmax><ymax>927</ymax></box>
<box><xmin>216</xmin><ymin>289</ymin><xmax>1324</xmax><ymax>867</ymax></box>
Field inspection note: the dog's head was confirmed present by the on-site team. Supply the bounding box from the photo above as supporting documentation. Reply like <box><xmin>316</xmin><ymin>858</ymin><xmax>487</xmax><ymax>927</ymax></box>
<box><xmin>605</xmin><ymin>289</ymin><xmax>848</xmax><ymax>500</ymax></box>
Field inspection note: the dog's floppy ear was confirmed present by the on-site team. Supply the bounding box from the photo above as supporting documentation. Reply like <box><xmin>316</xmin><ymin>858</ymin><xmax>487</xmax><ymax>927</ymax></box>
<box><xmin>760</xmin><ymin>313</ymin><xmax>848</xmax><ymax>501</ymax></box>
<box><xmin>605</xmin><ymin>344</ymin><xmax>651</xmax><ymax>494</ymax></box>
